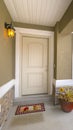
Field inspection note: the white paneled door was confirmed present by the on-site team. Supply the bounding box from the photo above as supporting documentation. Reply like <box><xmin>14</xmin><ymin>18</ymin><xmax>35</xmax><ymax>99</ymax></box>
<box><xmin>21</xmin><ymin>37</ymin><xmax>48</xmax><ymax>95</ymax></box>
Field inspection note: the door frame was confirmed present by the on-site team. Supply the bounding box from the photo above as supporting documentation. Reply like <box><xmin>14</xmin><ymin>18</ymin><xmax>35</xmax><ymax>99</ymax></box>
<box><xmin>15</xmin><ymin>27</ymin><xmax>54</xmax><ymax>97</ymax></box>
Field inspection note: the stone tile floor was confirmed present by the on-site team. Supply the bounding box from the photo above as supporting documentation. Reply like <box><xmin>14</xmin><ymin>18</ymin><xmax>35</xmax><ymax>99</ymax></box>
<box><xmin>2</xmin><ymin>102</ymin><xmax>73</xmax><ymax>130</ymax></box>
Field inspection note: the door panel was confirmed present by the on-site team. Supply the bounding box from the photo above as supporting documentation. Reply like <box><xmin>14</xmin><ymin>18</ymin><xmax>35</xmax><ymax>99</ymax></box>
<box><xmin>21</xmin><ymin>37</ymin><xmax>48</xmax><ymax>95</ymax></box>
<box><xmin>29</xmin><ymin>43</ymin><xmax>43</xmax><ymax>67</ymax></box>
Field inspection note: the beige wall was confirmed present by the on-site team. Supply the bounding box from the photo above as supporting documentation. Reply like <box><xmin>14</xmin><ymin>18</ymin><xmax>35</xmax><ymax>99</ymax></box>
<box><xmin>0</xmin><ymin>0</ymin><xmax>15</xmax><ymax>86</ymax></box>
<box><xmin>57</xmin><ymin>33</ymin><xmax>72</xmax><ymax>79</ymax></box>
<box><xmin>54</xmin><ymin>22</ymin><xmax>72</xmax><ymax>80</ymax></box>
<box><xmin>54</xmin><ymin>0</ymin><xmax>73</xmax><ymax>79</ymax></box>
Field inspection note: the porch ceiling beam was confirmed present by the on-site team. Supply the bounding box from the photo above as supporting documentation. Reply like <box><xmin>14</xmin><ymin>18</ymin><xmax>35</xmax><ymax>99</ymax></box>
<box><xmin>13</xmin><ymin>22</ymin><xmax>54</xmax><ymax>32</ymax></box>
<box><xmin>59</xmin><ymin>0</ymin><xmax>73</xmax><ymax>33</ymax></box>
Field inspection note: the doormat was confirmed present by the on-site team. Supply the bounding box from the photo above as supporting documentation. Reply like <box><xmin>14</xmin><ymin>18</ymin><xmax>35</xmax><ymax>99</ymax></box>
<box><xmin>15</xmin><ymin>103</ymin><xmax>45</xmax><ymax>115</ymax></box>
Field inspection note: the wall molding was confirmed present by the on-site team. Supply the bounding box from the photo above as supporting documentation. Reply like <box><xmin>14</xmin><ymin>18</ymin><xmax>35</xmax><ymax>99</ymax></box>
<box><xmin>0</xmin><ymin>79</ymin><xmax>15</xmax><ymax>98</ymax></box>
<box><xmin>15</xmin><ymin>27</ymin><xmax>54</xmax><ymax>37</ymax></box>
<box><xmin>53</xmin><ymin>79</ymin><xmax>73</xmax><ymax>88</ymax></box>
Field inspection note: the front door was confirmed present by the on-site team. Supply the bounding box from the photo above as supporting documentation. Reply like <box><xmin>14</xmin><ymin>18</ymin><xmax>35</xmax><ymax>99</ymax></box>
<box><xmin>21</xmin><ymin>37</ymin><xmax>48</xmax><ymax>95</ymax></box>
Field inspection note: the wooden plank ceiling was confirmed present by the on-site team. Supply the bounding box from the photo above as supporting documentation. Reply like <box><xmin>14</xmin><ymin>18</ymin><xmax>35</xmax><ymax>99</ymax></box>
<box><xmin>3</xmin><ymin>0</ymin><xmax>72</xmax><ymax>26</ymax></box>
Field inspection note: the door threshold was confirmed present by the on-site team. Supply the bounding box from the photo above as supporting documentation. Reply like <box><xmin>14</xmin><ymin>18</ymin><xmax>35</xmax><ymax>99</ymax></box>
<box><xmin>14</xmin><ymin>94</ymin><xmax>53</xmax><ymax>105</ymax></box>
<box><xmin>22</xmin><ymin>93</ymin><xmax>48</xmax><ymax>97</ymax></box>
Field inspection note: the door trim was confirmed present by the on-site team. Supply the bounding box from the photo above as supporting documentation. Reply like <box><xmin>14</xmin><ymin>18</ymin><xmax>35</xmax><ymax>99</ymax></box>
<box><xmin>15</xmin><ymin>27</ymin><xmax>54</xmax><ymax>97</ymax></box>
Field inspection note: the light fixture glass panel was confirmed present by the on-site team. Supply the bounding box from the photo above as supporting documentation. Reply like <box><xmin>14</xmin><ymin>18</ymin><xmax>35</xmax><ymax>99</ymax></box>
<box><xmin>7</xmin><ymin>29</ymin><xmax>15</xmax><ymax>37</ymax></box>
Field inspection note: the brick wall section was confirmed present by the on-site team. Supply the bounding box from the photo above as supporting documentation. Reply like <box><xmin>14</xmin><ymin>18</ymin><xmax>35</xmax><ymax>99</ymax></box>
<box><xmin>0</xmin><ymin>87</ymin><xmax>14</xmax><ymax>127</ymax></box>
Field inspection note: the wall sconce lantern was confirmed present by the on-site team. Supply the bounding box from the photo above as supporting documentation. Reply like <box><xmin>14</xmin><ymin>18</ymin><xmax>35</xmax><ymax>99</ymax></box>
<box><xmin>4</xmin><ymin>22</ymin><xmax>15</xmax><ymax>38</ymax></box>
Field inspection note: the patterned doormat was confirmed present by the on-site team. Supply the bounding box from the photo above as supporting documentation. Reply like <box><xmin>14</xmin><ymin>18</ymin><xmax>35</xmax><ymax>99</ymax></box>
<box><xmin>15</xmin><ymin>103</ymin><xmax>45</xmax><ymax>115</ymax></box>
